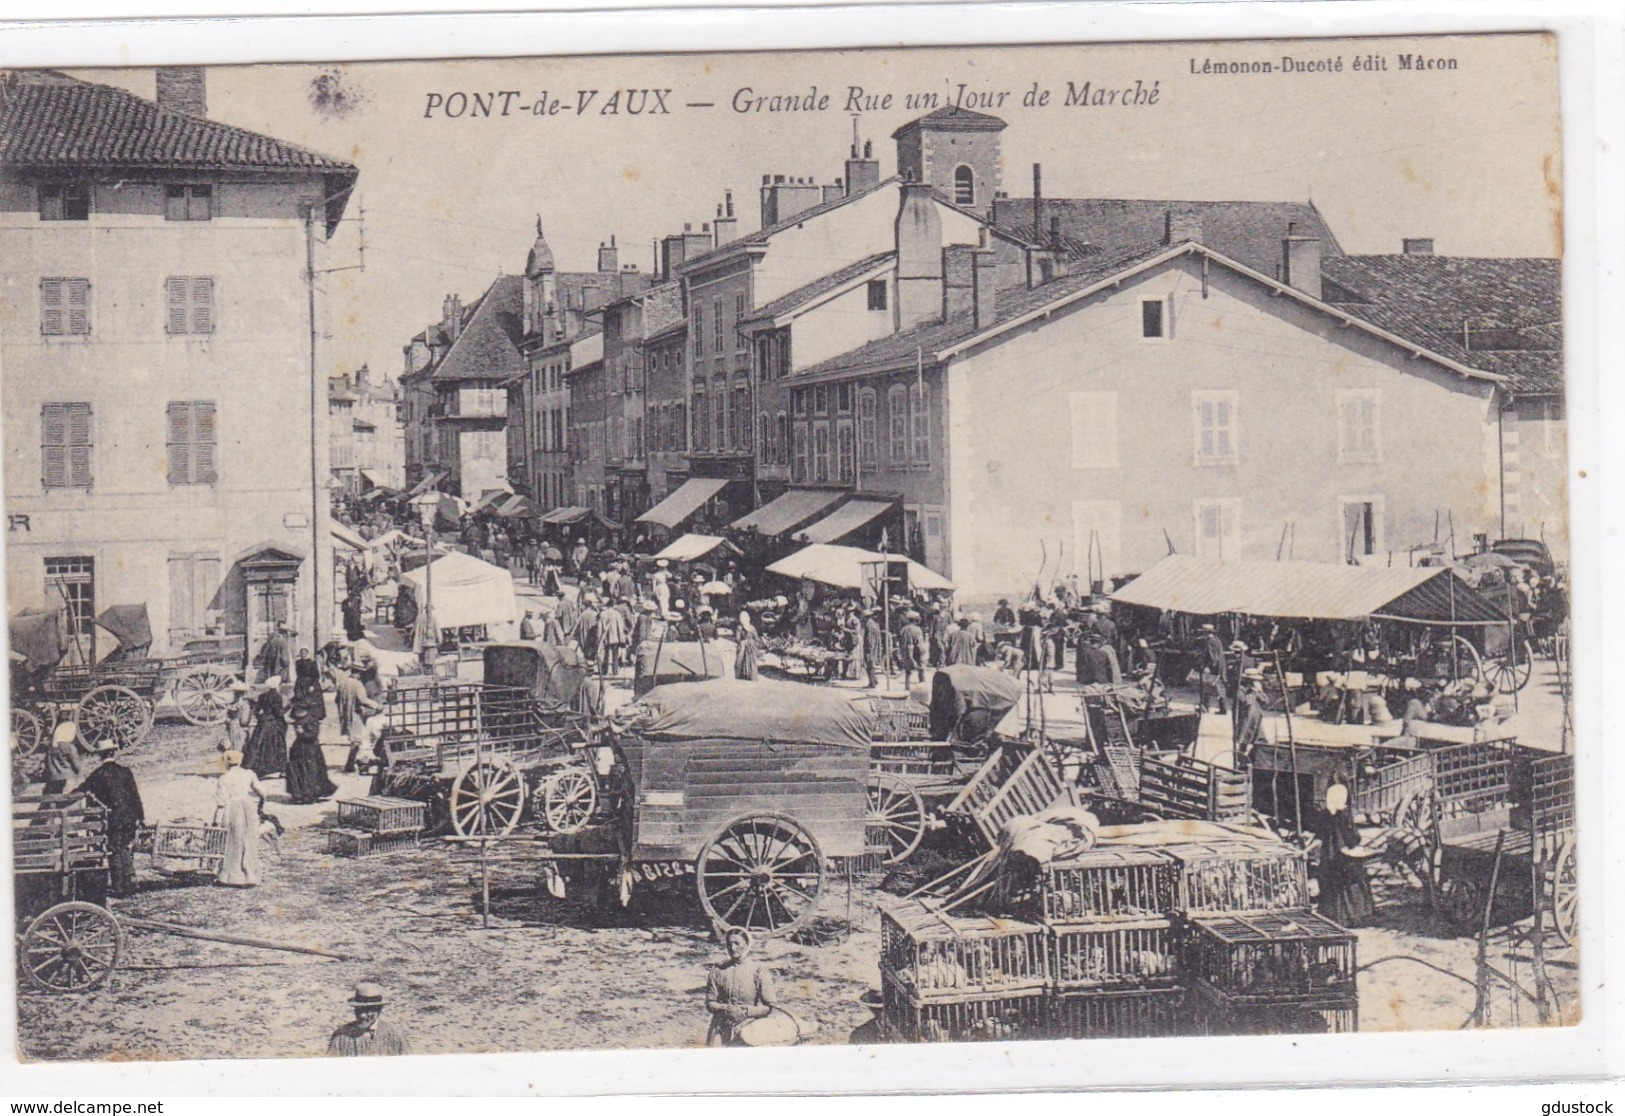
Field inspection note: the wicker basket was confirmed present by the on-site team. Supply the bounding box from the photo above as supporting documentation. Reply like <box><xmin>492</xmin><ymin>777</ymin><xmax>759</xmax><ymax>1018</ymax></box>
<box><xmin>336</xmin><ymin>796</ymin><xmax>427</xmax><ymax>836</ymax></box>
<box><xmin>879</xmin><ymin>897</ymin><xmax>1048</xmax><ymax>1000</ymax></box>
<box><xmin>1048</xmin><ymin>986</ymin><xmax>1192</xmax><ymax>1040</ymax></box>
<box><xmin>1180</xmin><ymin>910</ymin><xmax>1356</xmax><ymax>1000</ymax></box>
<box><xmin>144</xmin><ymin>823</ymin><xmax>228</xmax><ymax>873</ymax></box>
<box><xmin>327</xmin><ymin>827</ymin><xmax>420</xmax><ymax>858</ymax></box>
<box><xmin>1048</xmin><ymin>917</ymin><xmax>1179</xmax><ymax>992</ymax></box>
<box><xmin>1167</xmin><ymin>840</ymin><xmax>1309</xmax><ymax>915</ymax></box>
<box><xmin>879</xmin><ymin>971</ymin><xmax>1047</xmax><ymax>1043</ymax></box>
<box><xmin>1190</xmin><ymin>979</ymin><xmax>1358</xmax><ymax>1036</ymax></box>
<box><xmin>995</xmin><ymin>846</ymin><xmax>1180</xmax><ymax>923</ymax></box>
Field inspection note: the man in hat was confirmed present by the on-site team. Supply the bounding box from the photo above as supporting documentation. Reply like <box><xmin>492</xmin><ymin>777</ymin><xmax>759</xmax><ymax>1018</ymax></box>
<box><xmin>254</xmin><ymin>622</ymin><xmax>294</xmax><ymax>684</ymax></box>
<box><xmin>993</xmin><ymin>598</ymin><xmax>1017</xmax><ymax>630</ymax></box>
<box><xmin>898</xmin><ymin>610</ymin><xmax>928</xmax><ymax>685</ymax></box>
<box><xmin>1197</xmin><ymin>623</ymin><xmax>1228</xmax><ymax>714</ymax></box>
<box><xmin>863</xmin><ymin>608</ymin><xmax>884</xmax><ymax>689</ymax></box>
<box><xmin>944</xmin><ymin>617</ymin><xmax>978</xmax><ymax>667</ymax></box>
<box><xmin>77</xmin><ymin>739</ymin><xmax>145</xmax><ymax>897</ymax></box>
<box><xmin>222</xmin><ymin>679</ymin><xmax>254</xmax><ymax>755</ymax></box>
<box><xmin>327</xmin><ymin>982</ymin><xmax>412</xmax><ymax>1057</ymax></box>
<box><xmin>1233</xmin><ymin>667</ymin><xmax>1268</xmax><ymax>763</ymax></box>
<box><xmin>519</xmin><ymin>610</ymin><xmax>538</xmax><ymax>641</ymax></box>
<box><xmin>569</xmin><ymin>536</ymin><xmax>589</xmax><ymax>577</ymax></box>
<box><xmin>1075</xmin><ymin>630</ymin><xmax>1119</xmax><ymax>687</ymax></box>
<box><xmin>42</xmin><ymin>721</ymin><xmax>92</xmax><ymax>795</ymax></box>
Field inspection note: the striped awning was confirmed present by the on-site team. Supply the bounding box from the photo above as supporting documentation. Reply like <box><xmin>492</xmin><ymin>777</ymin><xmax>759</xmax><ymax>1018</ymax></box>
<box><xmin>636</xmin><ymin>477</ymin><xmax>729</xmax><ymax>528</ymax></box>
<box><xmin>729</xmin><ymin>488</ymin><xmax>844</xmax><ymax>538</ymax></box>
<box><xmin>796</xmin><ymin>499</ymin><xmax>894</xmax><ymax>545</ymax></box>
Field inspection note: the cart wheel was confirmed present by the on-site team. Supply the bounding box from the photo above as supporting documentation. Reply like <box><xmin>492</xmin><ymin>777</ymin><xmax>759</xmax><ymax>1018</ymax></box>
<box><xmin>1484</xmin><ymin>640</ymin><xmax>1535</xmax><ymax>695</ymax></box>
<box><xmin>448</xmin><ymin>757</ymin><xmax>525</xmax><ymax>837</ymax></box>
<box><xmin>174</xmin><ymin>666</ymin><xmax>237</xmax><ymax>726</ymax></box>
<box><xmin>1449</xmin><ymin>636</ymin><xmax>1485</xmax><ymax>686</ymax></box>
<box><xmin>866</xmin><ymin>773</ymin><xmax>927</xmax><ymax>865</ymax></box>
<box><xmin>1391</xmin><ymin>789</ymin><xmax>1438</xmax><ymax>842</ymax></box>
<box><xmin>696</xmin><ymin>813</ymin><xmax>826</xmax><ymax>938</ymax></box>
<box><xmin>75</xmin><ymin>685</ymin><xmax>154</xmax><ymax>751</ymax></box>
<box><xmin>11</xmin><ymin>708</ymin><xmax>45</xmax><ymax>757</ymax></box>
<box><xmin>1438</xmin><ymin>876</ymin><xmax>1486</xmax><ymax>937</ymax></box>
<box><xmin>20</xmin><ymin>901</ymin><xmax>123</xmax><ymax>994</ymax></box>
<box><xmin>539</xmin><ymin>768</ymin><xmax>597</xmax><ymax>835</ymax></box>
<box><xmin>1549</xmin><ymin>837</ymin><xmax>1578</xmax><ymax>947</ymax></box>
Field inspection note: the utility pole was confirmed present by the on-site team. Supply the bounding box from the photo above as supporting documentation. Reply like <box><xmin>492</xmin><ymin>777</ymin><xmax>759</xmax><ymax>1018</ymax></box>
<box><xmin>305</xmin><ymin>203</ymin><xmax>322</xmax><ymax>648</ymax></box>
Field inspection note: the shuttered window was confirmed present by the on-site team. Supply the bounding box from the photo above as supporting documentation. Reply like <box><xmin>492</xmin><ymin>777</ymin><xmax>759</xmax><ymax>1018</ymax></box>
<box><xmin>41</xmin><ymin>279</ymin><xmax>91</xmax><ymax>336</ymax></box>
<box><xmin>167</xmin><ymin>401</ymin><xmax>218</xmax><ymax>486</ymax></box>
<box><xmin>168</xmin><ymin>552</ymin><xmax>222</xmax><ymax>643</ymax></box>
<box><xmin>41</xmin><ymin>403</ymin><xmax>93</xmax><ymax>490</ymax></box>
<box><xmin>165</xmin><ymin>277</ymin><xmax>215</xmax><ymax>335</ymax></box>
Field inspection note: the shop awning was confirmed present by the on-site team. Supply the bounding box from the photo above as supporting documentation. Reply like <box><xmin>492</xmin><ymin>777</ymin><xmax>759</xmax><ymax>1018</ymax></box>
<box><xmin>653</xmin><ymin>533</ymin><xmax>742</xmax><ymax>563</ymax></box>
<box><xmin>359</xmin><ymin>468</ymin><xmax>390</xmax><ymax>490</ymax></box>
<box><xmin>796</xmin><ymin>499</ymin><xmax>894</xmax><ymax>545</ymax></box>
<box><xmin>539</xmin><ymin>505</ymin><xmax>588</xmax><ymax>525</ymax></box>
<box><xmin>1111</xmin><ymin>556</ymin><xmax>1507</xmax><ymax>624</ymax></box>
<box><xmin>636</xmin><ymin>477</ymin><xmax>729</xmax><ymax>528</ymax></box>
<box><xmin>766</xmin><ymin>544</ymin><xmax>955</xmax><ymax>592</ymax></box>
<box><xmin>331</xmin><ymin>521</ymin><xmax>370</xmax><ymax>552</ymax></box>
<box><xmin>496</xmin><ymin>495</ymin><xmax>536</xmax><ymax>518</ymax></box>
<box><xmin>470</xmin><ymin>489</ymin><xmax>513</xmax><ymax>515</ymax></box>
<box><xmin>729</xmin><ymin>488</ymin><xmax>844</xmax><ymax>538</ymax></box>
<box><xmin>407</xmin><ymin>470</ymin><xmax>447</xmax><ymax>497</ymax></box>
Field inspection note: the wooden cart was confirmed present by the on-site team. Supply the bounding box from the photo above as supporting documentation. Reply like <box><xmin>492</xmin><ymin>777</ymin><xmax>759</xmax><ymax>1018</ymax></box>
<box><xmin>864</xmin><ymin>695</ymin><xmax>966</xmax><ymax>866</ymax></box>
<box><xmin>13</xmin><ymin>793</ymin><xmax>122</xmax><ymax>993</ymax></box>
<box><xmin>1250</xmin><ymin>738</ymin><xmax>1437</xmax><ymax>833</ymax></box>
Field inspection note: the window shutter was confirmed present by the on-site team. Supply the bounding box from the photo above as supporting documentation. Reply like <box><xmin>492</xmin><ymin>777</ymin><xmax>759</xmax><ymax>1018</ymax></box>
<box><xmin>166</xmin><ymin>278</ymin><xmax>189</xmax><ymax>334</ymax></box>
<box><xmin>169</xmin><ymin>556</ymin><xmax>195</xmax><ymax>634</ymax></box>
<box><xmin>67</xmin><ymin>280</ymin><xmax>89</xmax><ymax>335</ymax></box>
<box><xmin>167</xmin><ymin>403</ymin><xmax>191</xmax><ymax>484</ymax></box>
<box><xmin>41</xmin><ymin>405</ymin><xmax>66</xmax><ymax>489</ymax></box>
<box><xmin>190</xmin><ymin>278</ymin><xmax>214</xmax><ymax>334</ymax></box>
<box><xmin>67</xmin><ymin>404</ymin><xmax>92</xmax><ymax>487</ymax></box>
<box><xmin>41</xmin><ymin>279</ymin><xmax>63</xmax><ymax>335</ymax></box>
<box><xmin>194</xmin><ymin>402</ymin><xmax>217</xmax><ymax>483</ymax></box>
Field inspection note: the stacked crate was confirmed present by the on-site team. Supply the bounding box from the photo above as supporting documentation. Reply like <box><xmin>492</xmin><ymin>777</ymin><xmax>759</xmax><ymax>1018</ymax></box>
<box><xmin>327</xmin><ymin>796</ymin><xmax>426</xmax><ymax>858</ymax></box>
<box><xmin>1181</xmin><ymin>909</ymin><xmax>1359</xmax><ymax>1035</ymax></box>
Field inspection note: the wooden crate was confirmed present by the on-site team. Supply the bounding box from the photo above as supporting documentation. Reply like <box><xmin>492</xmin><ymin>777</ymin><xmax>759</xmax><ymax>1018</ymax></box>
<box><xmin>868</xmin><ymin>698</ymin><xmax>932</xmax><ymax>742</ymax></box>
<box><xmin>326</xmin><ymin>827</ymin><xmax>419</xmax><ymax>858</ymax></box>
<box><xmin>12</xmin><ymin>794</ymin><xmax>109</xmax><ymax>875</ymax></box>
<box><xmin>880</xmin><ymin>896</ymin><xmax>1048</xmax><ymax>1000</ymax></box>
<box><xmin>870</xmin><ymin>740</ymin><xmax>957</xmax><ymax>778</ymax></box>
<box><xmin>1140</xmin><ymin>753</ymin><xmax>1251</xmax><ymax>823</ymax></box>
<box><xmin>1048</xmin><ymin>917</ymin><xmax>1178</xmax><ymax>991</ymax></box>
<box><xmin>1191</xmin><ymin>979</ymin><xmax>1358</xmax><ymax>1036</ymax></box>
<box><xmin>1167</xmin><ymin>840</ymin><xmax>1309</xmax><ymax>915</ymax></box>
<box><xmin>1048</xmin><ymin>986</ymin><xmax>1191</xmax><ymax>1040</ymax></box>
<box><xmin>994</xmin><ymin>846</ymin><xmax>1179</xmax><ymax>924</ymax></box>
<box><xmin>336</xmin><ymin>796</ymin><xmax>427</xmax><ymax>836</ymax></box>
<box><xmin>1180</xmin><ymin>910</ymin><xmax>1356</xmax><ymax>1000</ymax></box>
<box><xmin>142</xmin><ymin>823</ymin><xmax>228</xmax><ymax>873</ymax></box>
<box><xmin>879</xmin><ymin>971</ymin><xmax>1047</xmax><ymax>1043</ymax></box>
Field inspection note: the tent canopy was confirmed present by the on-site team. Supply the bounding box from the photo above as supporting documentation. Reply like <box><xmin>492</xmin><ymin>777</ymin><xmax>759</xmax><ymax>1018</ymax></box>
<box><xmin>540</xmin><ymin>505</ymin><xmax>588</xmax><ymax>525</ymax></box>
<box><xmin>399</xmin><ymin>552</ymin><xmax>519</xmax><ymax>630</ymax></box>
<box><xmin>497</xmin><ymin>494</ymin><xmax>536</xmax><ymax>518</ymax></box>
<box><xmin>470</xmin><ymin>489</ymin><xmax>513</xmax><ymax>515</ymax></box>
<box><xmin>1111</xmin><ymin>555</ymin><xmax>1507</xmax><ymax>624</ymax></box>
<box><xmin>637</xmin><ymin>477</ymin><xmax>730</xmax><ymax>528</ymax></box>
<box><xmin>729</xmin><ymin>488</ymin><xmax>843</xmax><ymax>537</ymax></box>
<box><xmin>627</xmin><ymin>678</ymin><xmax>873</xmax><ymax>749</ymax></box>
<box><xmin>766</xmin><ymin>544</ymin><xmax>955</xmax><ymax>592</ymax></box>
<box><xmin>95</xmin><ymin>604</ymin><xmax>153</xmax><ymax>650</ymax></box>
<box><xmin>331</xmin><ymin>521</ymin><xmax>370</xmax><ymax>552</ymax></box>
<box><xmin>796</xmin><ymin>500</ymin><xmax>894</xmax><ymax>545</ymax></box>
<box><xmin>653</xmin><ymin>534</ymin><xmax>742</xmax><ymax>564</ymax></box>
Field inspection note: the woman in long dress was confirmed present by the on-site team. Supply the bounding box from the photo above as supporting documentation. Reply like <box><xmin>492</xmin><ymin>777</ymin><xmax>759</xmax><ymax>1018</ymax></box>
<box><xmin>1310</xmin><ymin>782</ymin><xmax>1376</xmax><ymax>927</ymax></box>
<box><xmin>734</xmin><ymin>611</ymin><xmax>760</xmax><ymax>681</ymax></box>
<box><xmin>241</xmin><ymin>684</ymin><xmax>288</xmax><ymax>780</ymax></box>
<box><xmin>285</xmin><ymin>658</ymin><xmax>337</xmax><ymax>805</ymax></box>
<box><xmin>215</xmin><ymin>750</ymin><xmax>266</xmax><ymax>887</ymax></box>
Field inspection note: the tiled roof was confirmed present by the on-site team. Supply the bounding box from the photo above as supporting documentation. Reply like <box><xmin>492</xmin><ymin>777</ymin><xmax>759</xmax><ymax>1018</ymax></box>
<box><xmin>1</xmin><ymin>69</ymin><xmax>357</xmax><ymax>231</ymax></box>
<box><xmin>430</xmin><ymin>275</ymin><xmax>527</xmax><ymax>384</ymax></box>
<box><xmin>991</xmin><ymin>198</ymin><xmax>1342</xmax><ymax>278</ymax></box>
<box><xmin>892</xmin><ymin>106</ymin><xmax>1008</xmax><ymax>136</ymax></box>
<box><xmin>742</xmin><ymin>252</ymin><xmax>894</xmax><ymax>326</ymax></box>
<box><xmin>1323</xmin><ymin>255</ymin><xmax>1562</xmax><ymax>395</ymax></box>
<box><xmin>678</xmin><ymin>177</ymin><xmax>901</xmax><ymax>275</ymax></box>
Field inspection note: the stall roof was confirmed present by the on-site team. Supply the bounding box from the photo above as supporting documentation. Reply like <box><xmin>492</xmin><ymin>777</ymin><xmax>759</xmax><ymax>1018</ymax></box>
<box><xmin>796</xmin><ymin>499</ymin><xmax>894</xmax><ymax>545</ymax></box>
<box><xmin>359</xmin><ymin>468</ymin><xmax>390</xmax><ymax>490</ymax></box>
<box><xmin>629</xmin><ymin>678</ymin><xmax>873</xmax><ymax>749</ymax></box>
<box><xmin>728</xmin><ymin>488</ymin><xmax>843</xmax><ymax>537</ymax></box>
<box><xmin>653</xmin><ymin>533</ymin><xmax>742</xmax><ymax>563</ymax></box>
<box><xmin>399</xmin><ymin>551</ymin><xmax>519</xmax><ymax>630</ymax></box>
<box><xmin>407</xmin><ymin>470</ymin><xmax>447</xmax><ymax>497</ymax></box>
<box><xmin>637</xmin><ymin>477</ymin><xmax>729</xmax><ymax>528</ymax></box>
<box><xmin>331</xmin><ymin>521</ymin><xmax>370</xmax><ymax>552</ymax></box>
<box><xmin>539</xmin><ymin>505</ymin><xmax>588</xmax><ymax>525</ymax></box>
<box><xmin>470</xmin><ymin>489</ymin><xmax>513</xmax><ymax>515</ymax></box>
<box><xmin>496</xmin><ymin>494</ymin><xmax>535</xmax><ymax>518</ymax></box>
<box><xmin>767</xmin><ymin>544</ymin><xmax>955</xmax><ymax>592</ymax></box>
<box><xmin>1111</xmin><ymin>555</ymin><xmax>1507</xmax><ymax>624</ymax></box>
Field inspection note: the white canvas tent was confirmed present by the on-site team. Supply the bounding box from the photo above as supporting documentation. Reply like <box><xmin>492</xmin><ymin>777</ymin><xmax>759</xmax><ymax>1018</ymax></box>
<box><xmin>398</xmin><ymin>551</ymin><xmax>520</xmax><ymax>637</ymax></box>
<box><xmin>766</xmin><ymin>544</ymin><xmax>955</xmax><ymax>592</ymax></box>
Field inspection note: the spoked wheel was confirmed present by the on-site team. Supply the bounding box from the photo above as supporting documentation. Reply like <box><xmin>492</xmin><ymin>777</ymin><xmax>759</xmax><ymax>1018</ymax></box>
<box><xmin>866</xmin><ymin>773</ymin><xmax>927</xmax><ymax>865</ymax></box>
<box><xmin>11</xmin><ymin>708</ymin><xmax>45</xmax><ymax>757</ymax></box>
<box><xmin>1484</xmin><ymin>639</ymin><xmax>1535</xmax><ymax>694</ymax></box>
<box><xmin>1448</xmin><ymin>636</ymin><xmax>1485</xmax><ymax>687</ymax></box>
<box><xmin>1438</xmin><ymin>876</ymin><xmax>1487</xmax><ymax>937</ymax></box>
<box><xmin>1549</xmin><ymin>837</ymin><xmax>1578</xmax><ymax>947</ymax></box>
<box><xmin>76</xmin><ymin>685</ymin><xmax>154</xmax><ymax>751</ymax></box>
<box><xmin>448</xmin><ymin>756</ymin><xmax>525</xmax><ymax>837</ymax></box>
<box><xmin>174</xmin><ymin>666</ymin><xmax>238</xmax><ymax>726</ymax></box>
<box><xmin>1386</xmin><ymin>789</ymin><xmax>1440</xmax><ymax>889</ymax></box>
<box><xmin>696</xmin><ymin>812</ymin><xmax>825</xmax><ymax>937</ymax></box>
<box><xmin>20</xmin><ymin>902</ymin><xmax>123</xmax><ymax>993</ymax></box>
<box><xmin>539</xmin><ymin>768</ymin><xmax>597</xmax><ymax>835</ymax></box>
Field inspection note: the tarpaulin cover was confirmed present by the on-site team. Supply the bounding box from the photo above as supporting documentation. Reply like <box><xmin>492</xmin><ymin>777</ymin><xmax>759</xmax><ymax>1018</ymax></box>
<box><xmin>94</xmin><ymin>604</ymin><xmax>152</xmax><ymax>651</ymax></box>
<box><xmin>729</xmin><ymin>488</ymin><xmax>843</xmax><ymax>537</ymax></box>
<box><xmin>766</xmin><ymin>544</ymin><xmax>955</xmax><ymax>592</ymax></box>
<box><xmin>483</xmin><ymin>641</ymin><xmax>601</xmax><ymax>715</ymax></box>
<box><xmin>1111</xmin><ymin>555</ymin><xmax>1506</xmax><ymax>624</ymax></box>
<box><xmin>628</xmin><ymin>678</ymin><xmax>873</xmax><ymax>749</ymax></box>
<box><xmin>399</xmin><ymin>552</ymin><xmax>519</xmax><ymax>630</ymax></box>
<box><xmin>930</xmin><ymin>664</ymin><xmax>1023</xmax><ymax>741</ymax></box>
<box><xmin>796</xmin><ymin>500</ymin><xmax>894</xmax><ymax>545</ymax></box>
<box><xmin>637</xmin><ymin>477</ymin><xmax>729</xmax><ymax>528</ymax></box>
<box><xmin>634</xmin><ymin>639</ymin><xmax>733</xmax><ymax>689</ymax></box>
<box><xmin>10</xmin><ymin>607</ymin><xmax>68</xmax><ymax>671</ymax></box>
<box><xmin>653</xmin><ymin>534</ymin><xmax>741</xmax><ymax>563</ymax></box>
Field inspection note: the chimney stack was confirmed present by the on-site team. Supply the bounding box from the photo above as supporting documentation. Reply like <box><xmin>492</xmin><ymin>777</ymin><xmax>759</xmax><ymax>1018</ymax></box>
<box><xmin>845</xmin><ymin>134</ymin><xmax>881</xmax><ymax>197</ymax></box>
<box><xmin>1281</xmin><ymin>223</ymin><xmax>1323</xmax><ymax>299</ymax></box>
<box><xmin>972</xmin><ymin>235</ymin><xmax>998</xmax><ymax>332</ymax></box>
<box><xmin>713</xmin><ymin>191</ymin><xmax>739</xmax><ymax>247</ymax></box>
<box><xmin>1032</xmin><ymin>163</ymin><xmax>1043</xmax><ymax>245</ymax></box>
<box><xmin>155</xmin><ymin>66</ymin><xmax>207</xmax><ymax>117</ymax></box>
<box><xmin>598</xmin><ymin>235</ymin><xmax>619</xmax><ymax>274</ymax></box>
<box><xmin>1165</xmin><ymin>206</ymin><xmax>1204</xmax><ymax>245</ymax></box>
<box><xmin>942</xmin><ymin>244</ymin><xmax>976</xmax><ymax>321</ymax></box>
<box><xmin>1402</xmin><ymin>238</ymin><xmax>1435</xmax><ymax>256</ymax></box>
<box><xmin>895</xmin><ymin>182</ymin><xmax>944</xmax><ymax>332</ymax></box>
<box><xmin>443</xmin><ymin>293</ymin><xmax>463</xmax><ymax>340</ymax></box>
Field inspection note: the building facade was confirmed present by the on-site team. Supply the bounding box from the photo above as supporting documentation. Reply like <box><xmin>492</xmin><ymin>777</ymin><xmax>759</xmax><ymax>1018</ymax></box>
<box><xmin>329</xmin><ymin>364</ymin><xmax>404</xmax><ymax>495</ymax></box>
<box><xmin>1</xmin><ymin>66</ymin><xmax>356</xmax><ymax>664</ymax></box>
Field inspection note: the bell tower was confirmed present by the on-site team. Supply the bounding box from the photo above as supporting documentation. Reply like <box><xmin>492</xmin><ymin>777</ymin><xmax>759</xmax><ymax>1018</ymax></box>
<box><xmin>891</xmin><ymin>106</ymin><xmax>1006</xmax><ymax>215</ymax></box>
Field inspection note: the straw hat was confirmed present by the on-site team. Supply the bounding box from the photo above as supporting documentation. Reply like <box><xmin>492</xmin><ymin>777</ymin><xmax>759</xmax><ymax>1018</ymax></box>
<box><xmin>349</xmin><ymin>982</ymin><xmax>387</xmax><ymax>1007</ymax></box>
<box><xmin>1242</xmin><ymin>667</ymin><xmax>1266</xmax><ymax>683</ymax></box>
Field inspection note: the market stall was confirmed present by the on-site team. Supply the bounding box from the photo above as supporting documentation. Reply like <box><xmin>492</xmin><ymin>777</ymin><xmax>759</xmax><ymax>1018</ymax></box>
<box><xmin>397</xmin><ymin>551</ymin><xmax>521</xmax><ymax>649</ymax></box>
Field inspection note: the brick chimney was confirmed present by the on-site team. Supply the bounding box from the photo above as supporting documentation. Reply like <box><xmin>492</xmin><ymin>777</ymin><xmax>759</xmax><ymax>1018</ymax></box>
<box><xmin>845</xmin><ymin>139</ymin><xmax>881</xmax><ymax>196</ymax></box>
<box><xmin>597</xmin><ymin>236</ymin><xmax>619</xmax><ymax>273</ymax></box>
<box><xmin>1281</xmin><ymin>223</ymin><xmax>1322</xmax><ymax>299</ymax></box>
<box><xmin>942</xmin><ymin>244</ymin><xmax>976</xmax><ymax>320</ymax></box>
<box><xmin>713</xmin><ymin>192</ymin><xmax>738</xmax><ymax>246</ymax></box>
<box><xmin>1165</xmin><ymin>206</ymin><xmax>1204</xmax><ymax>245</ymax></box>
<box><xmin>972</xmin><ymin>237</ymin><xmax>998</xmax><ymax>332</ymax></box>
<box><xmin>1403</xmin><ymin>238</ymin><xmax>1435</xmax><ymax>256</ymax></box>
<box><xmin>155</xmin><ymin>66</ymin><xmax>207</xmax><ymax>117</ymax></box>
<box><xmin>895</xmin><ymin>182</ymin><xmax>943</xmax><ymax>331</ymax></box>
<box><xmin>443</xmin><ymin>293</ymin><xmax>463</xmax><ymax>341</ymax></box>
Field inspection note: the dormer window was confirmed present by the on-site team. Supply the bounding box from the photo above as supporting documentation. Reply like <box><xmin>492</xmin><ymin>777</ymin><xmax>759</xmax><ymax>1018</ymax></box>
<box><xmin>39</xmin><ymin>181</ymin><xmax>89</xmax><ymax>222</ymax></box>
<box><xmin>165</xmin><ymin>184</ymin><xmax>213</xmax><ymax>222</ymax></box>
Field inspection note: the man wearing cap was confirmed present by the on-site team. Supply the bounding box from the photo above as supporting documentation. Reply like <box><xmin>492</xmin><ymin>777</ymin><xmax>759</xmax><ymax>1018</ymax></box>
<box><xmin>519</xmin><ymin>610</ymin><xmax>538</xmax><ymax>641</ymax></box>
<box><xmin>327</xmin><ymin>983</ymin><xmax>412</xmax><ymax>1057</ymax></box>
<box><xmin>1076</xmin><ymin>631</ymin><xmax>1120</xmax><ymax>687</ymax></box>
<box><xmin>77</xmin><ymin>739</ymin><xmax>145</xmax><ymax>897</ymax></box>
<box><xmin>254</xmin><ymin>623</ymin><xmax>294</xmax><ymax>685</ymax></box>
<box><xmin>944</xmin><ymin>617</ymin><xmax>978</xmax><ymax>667</ymax></box>
<box><xmin>898</xmin><ymin>611</ymin><xmax>928</xmax><ymax>685</ymax></box>
<box><xmin>1197</xmin><ymin>623</ymin><xmax>1228</xmax><ymax>714</ymax></box>
<box><xmin>1233</xmin><ymin>667</ymin><xmax>1268</xmax><ymax>764</ymax></box>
